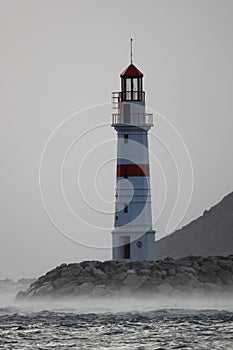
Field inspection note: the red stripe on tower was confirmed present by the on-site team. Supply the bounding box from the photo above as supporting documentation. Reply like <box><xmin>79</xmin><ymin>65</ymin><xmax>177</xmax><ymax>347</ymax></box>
<box><xmin>117</xmin><ymin>164</ymin><xmax>149</xmax><ymax>177</ymax></box>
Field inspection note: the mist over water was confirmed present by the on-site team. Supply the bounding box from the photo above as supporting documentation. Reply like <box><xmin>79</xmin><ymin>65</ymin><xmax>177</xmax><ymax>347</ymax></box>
<box><xmin>1</xmin><ymin>283</ymin><xmax>233</xmax><ymax>313</ymax></box>
<box><xmin>1</xmin><ymin>286</ymin><xmax>233</xmax><ymax>349</ymax></box>
<box><xmin>2</xmin><ymin>295</ymin><xmax>233</xmax><ymax>315</ymax></box>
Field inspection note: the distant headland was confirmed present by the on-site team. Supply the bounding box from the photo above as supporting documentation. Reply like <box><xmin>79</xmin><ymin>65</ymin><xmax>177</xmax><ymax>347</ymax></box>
<box><xmin>156</xmin><ymin>192</ymin><xmax>233</xmax><ymax>258</ymax></box>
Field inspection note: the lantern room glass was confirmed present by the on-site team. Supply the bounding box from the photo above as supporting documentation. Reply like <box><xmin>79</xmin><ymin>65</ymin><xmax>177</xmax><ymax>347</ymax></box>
<box><xmin>121</xmin><ymin>77</ymin><xmax>143</xmax><ymax>101</ymax></box>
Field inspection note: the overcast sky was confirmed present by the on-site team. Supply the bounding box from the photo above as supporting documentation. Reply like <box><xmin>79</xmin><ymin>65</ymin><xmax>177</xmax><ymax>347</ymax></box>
<box><xmin>1</xmin><ymin>0</ymin><xmax>233</xmax><ymax>279</ymax></box>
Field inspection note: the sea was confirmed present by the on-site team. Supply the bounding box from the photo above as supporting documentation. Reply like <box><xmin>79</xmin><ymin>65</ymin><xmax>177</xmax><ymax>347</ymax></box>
<box><xmin>0</xmin><ymin>290</ymin><xmax>233</xmax><ymax>349</ymax></box>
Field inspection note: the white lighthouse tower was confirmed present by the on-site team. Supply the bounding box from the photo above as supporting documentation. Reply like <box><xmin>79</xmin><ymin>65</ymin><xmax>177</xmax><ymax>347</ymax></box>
<box><xmin>111</xmin><ymin>41</ymin><xmax>155</xmax><ymax>261</ymax></box>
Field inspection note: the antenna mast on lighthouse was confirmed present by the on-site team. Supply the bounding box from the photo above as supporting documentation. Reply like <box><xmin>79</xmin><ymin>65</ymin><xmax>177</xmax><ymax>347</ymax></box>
<box><xmin>130</xmin><ymin>38</ymin><xmax>133</xmax><ymax>64</ymax></box>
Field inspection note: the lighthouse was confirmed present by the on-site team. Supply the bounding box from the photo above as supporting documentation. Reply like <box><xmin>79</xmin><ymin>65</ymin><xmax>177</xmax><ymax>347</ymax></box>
<box><xmin>111</xmin><ymin>42</ymin><xmax>155</xmax><ymax>261</ymax></box>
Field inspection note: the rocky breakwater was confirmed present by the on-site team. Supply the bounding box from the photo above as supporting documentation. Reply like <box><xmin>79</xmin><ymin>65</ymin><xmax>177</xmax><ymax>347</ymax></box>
<box><xmin>16</xmin><ymin>255</ymin><xmax>233</xmax><ymax>300</ymax></box>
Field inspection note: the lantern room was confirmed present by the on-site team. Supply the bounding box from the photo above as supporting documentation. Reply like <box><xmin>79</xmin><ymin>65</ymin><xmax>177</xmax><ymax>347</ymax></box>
<box><xmin>120</xmin><ymin>64</ymin><xmax>144</xmax><ymax>102</ymax></box>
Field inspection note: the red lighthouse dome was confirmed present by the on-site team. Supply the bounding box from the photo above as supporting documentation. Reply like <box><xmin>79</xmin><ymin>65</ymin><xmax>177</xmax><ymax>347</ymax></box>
<box><xmin>120</xmin><ymin>63</ymin><xmax>143</xmax><ymax>78</ymax></box>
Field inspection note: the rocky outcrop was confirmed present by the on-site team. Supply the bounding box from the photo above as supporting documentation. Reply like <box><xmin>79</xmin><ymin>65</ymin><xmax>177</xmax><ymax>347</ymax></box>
<box><xmin>16</xmin><ymin>256</ymin><xmax>233</xmax><ymax>300</ymax></box>
<box><xmin>156</xmin><ymin>192</ymin><xmax>233</xmax><ymax>259</ymax></box>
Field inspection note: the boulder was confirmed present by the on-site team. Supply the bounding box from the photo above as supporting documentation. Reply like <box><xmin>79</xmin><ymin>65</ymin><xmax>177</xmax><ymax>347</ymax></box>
<box><xmin>138</xmin><ymin>269</ymin><xmax>151</xmax><ymax>276</ymax></box>
<box><xmin>92</xmin><ymin>285</ymin><xmax>106</xmax><ymax>297</ymax></box>
<box><xmin>56</xmin><ymin>281</ymin><xmax>77</xmax><ymax>296</ymax></box>
<box><xmin>35</xmin><ymin>282</ymin><xmax>54</xmax><ymax>296</ymax></box>
<box><xmin>122</xmin><ymin>275</ymin><xmax>147</xmax><ymax>291</ymax></box>
<box><xmin>92</xmin><ymin>268</ymin><xmax>108</xmax><ymax>280</ymax></box>
<box><xmin>126</xmin><ymin>269</ymin><xmax>137</xmax><ymax>276</ymax></box>
<box><xmin>73</xmin><ymin>282</ymin><xmax>94</xmax><ymax>296</ymax></box>
<box><xmin>53</xmin><ymin>277</ymin><xmax>70</xmax><ymax>289</ymax></box>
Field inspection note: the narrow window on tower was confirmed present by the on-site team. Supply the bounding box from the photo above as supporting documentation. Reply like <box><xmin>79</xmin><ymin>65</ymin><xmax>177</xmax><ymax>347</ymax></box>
<box><xmin>124</xmin><ymin>134</ymin><xmax>128</xmax><ymax>143</ymax></box>
<box><xmin>124</xmin><ymin>204</ymin><xmax>128</xmax><ymax>213</ymax></box>
<box><xmin>138</xmin><ymin>77</ymin><xmax>142</xmax><ymax>100</ymax></box>
<box><xmin>126</xmin><ymin>78</ymin><xmax>131</xmax><ymax>100</ymax></box>
<box><xmin>133</xmin><ymin>78</ymin><xmax>138</xmax><ymax>100</ymax></box>
<box><xmin>124</xmin><ymin>168</ymin><xmax>128</xmax><ymax>178</ymax></box>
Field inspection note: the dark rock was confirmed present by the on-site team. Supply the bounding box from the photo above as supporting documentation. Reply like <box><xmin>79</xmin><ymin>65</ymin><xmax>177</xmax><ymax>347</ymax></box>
<box><xmin>35</xmin><ymin>282</ymin><xmax>54</xmax><ymax>296</ymax></box>
<box><xmin>73</xmin><ymin>282</ymin><xmax>94</xmax><ymax>296</ymax></box>
<box><xmin>122</xmin><ymin>275</ymin><xmax>147</xmax><ymax>291</ymax></box>
<box><xmin>16</xmin><ymin>256</ymin><xmax>233</xmax><ymax>300</ymax></box>
<box><xmin>126</xmin><ymin>268</ymin><xmax>137</xmax><ymax>276</ymax></box>
<box><xmin>177</xmin><ymin>266</ymin><xmax>196</xmax><ymax>275</ymax></box>
<box><xmin>56</xmin><ymin>281</ymin><xmax>76</xmax><ymax>296</ymax></box>
<box><xmin>53</xmin><ymin>277</ymin><xmax>70</xmax><ymax>289</ymax></box>
<box><xmin>138</xmin><ymin>268</ymin><xmax>151</xmax><ymax>276</ymax></box>
<box><xmin>92</xmin><ymin>268</ymin><xmax>108</xmax><ymax>280</ymax></box>
<box><xmin>92</xmin><ymin>285</ymin><xmax>106</xmax><ymax>297</ymax></box>
<box><xmin>144</xmin><ymin>278</ymin><xmax>164</xmax><ymax>291</ymax></box>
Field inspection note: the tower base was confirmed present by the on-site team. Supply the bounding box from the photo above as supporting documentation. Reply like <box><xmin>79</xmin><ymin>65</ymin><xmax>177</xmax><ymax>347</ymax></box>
<box><xmin>112</xmin><ymin>230</ymin><xmax>155</xmax><ymax>262</ymax></box>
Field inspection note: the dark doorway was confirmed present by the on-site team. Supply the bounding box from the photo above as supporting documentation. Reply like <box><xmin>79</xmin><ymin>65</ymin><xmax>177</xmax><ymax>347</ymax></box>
<box><xmin>123</xmin><ymin>236</ymin><xmax>130</xmax><ymax>259</ymax></box>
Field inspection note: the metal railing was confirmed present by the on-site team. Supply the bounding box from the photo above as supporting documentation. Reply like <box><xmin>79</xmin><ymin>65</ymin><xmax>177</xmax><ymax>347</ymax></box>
<box><xmin>112</xmin><ymin>113</ymin><xmax>153</xmax><ymax>126</ymax></box>
<box><xmin>112</xmin><ymin>91</ymin><xmax>145</xmax><ymax>109</ymax></box>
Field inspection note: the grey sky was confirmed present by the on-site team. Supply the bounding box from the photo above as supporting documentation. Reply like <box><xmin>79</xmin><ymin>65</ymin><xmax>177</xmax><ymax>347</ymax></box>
<box><xmin>1</xmin><ymin>0</ymin><xmax>233</xmax><ymax>279</ymax></box>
